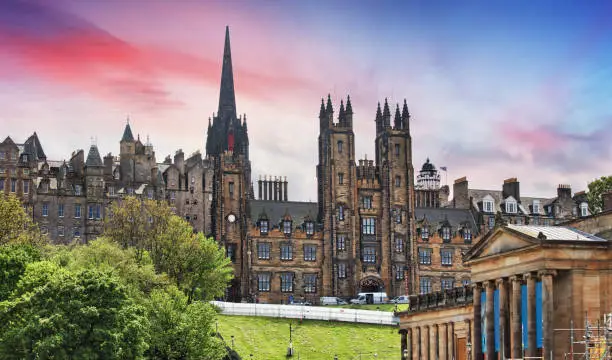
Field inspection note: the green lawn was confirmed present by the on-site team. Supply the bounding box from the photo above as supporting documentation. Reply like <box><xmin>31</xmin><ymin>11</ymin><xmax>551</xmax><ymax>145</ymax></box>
<box><xmin>216</xmin><ymin>315</ymin><xmax>400</xmax><ymax>360</ymax></box>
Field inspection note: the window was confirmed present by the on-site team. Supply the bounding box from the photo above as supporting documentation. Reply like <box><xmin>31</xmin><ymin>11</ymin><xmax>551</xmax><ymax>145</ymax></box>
<box><xmin>147</xmin><ymin>189</ymin><xmax>154</xmax><ymax>200</ymax></box>
<box><xmin>75</xmin><ymin>185</ymin><xmax>82</xmax><ymax>196</ymax></box>
<box><xmin>258</xmin><ymin>273</ymin><xmax>271</xmax><ymax>292</ymax></box>
<box><xmin>74</xmin><ymin>228</ymin><xmax>81</xmax><ymax>238</ymax></box>
<box><xmin>506</xmin><ymin>201</ymin><xmax>516</xmax><ymax>214</ymax></box>
<box><xmin>304</xmin><ymin>245</ymin><xmax>317</xmax><ymax>261</ymax></box>
<box><xmin>88</xmin><ymin>205</ymin><xmax>94</xmax><ymax>219</ymax></box>
<box><xmin>395</xmin><ymin>209</ymin><xmax>402</xmax><ymax>224</ymax></box>
<box><xmin>11</xmin><ymin>152</ymin><xmax>17</xmax><ymax>160</ymax></box>
<box><xmin>260</xmin><ymin>220</ymin><xmax>269</xmax><ymax>235</ymax></box>
<box><xmin>337</xmin><ymin>234</ymin><xmax>346</xmax><ymax>251</ymax></box>
<box><xmin>227</xmin><ymin>244</ymin><xmax>236</xmax><ymax>263</ymax></box>
<box><xmin>394</xmin><ymin>143</ymin><xmax>400</xmax><ymax>158</ymax></box>
<box><xmin>10</xmin><ymin>179</ymin><xmax>16</xmax><ymax>192</ymax></box>
<box><xmin>0</xmin><ymin>152</ymin><xmax>4</xmax><ymax>160</ymax></box>
<box><xmin>338</xmin><ymin>263</ymin><xmax>347</xmax><ymax>278</ymax></box>
<box><xmin>338</xmin><ymin>173</ymin><xmax>344</xmax><ymax>185</ymax></box>
<box><xmin>280</xmin><ymin>273</ymin><xmax>294</xmax><ymax>292</ymax></box>
<box><xmin>361</xmin><ymin>217</ymin><xmax>375</xmax><ymax>235</ymax></box>
<box><xmin>338</xmin><ymin>206</ymin><xmax>345</xmax><ymax>221</ymax></box>
<box><xmin>23</xmin><ymin>168</ymin><xmax>29</xmax><ymax>176</ymax></box>
<box><xmin>395</xmin><ymin>265</ymin><xmax>405</xmax><ymax>280</ymax></box>
<box><xmin>441</xmin><ymin>278</ymin><xmax>454</xmax><ymax>290</ymax></box>
<box><xmin>420</xmin><ymin>277</ymin><xmax>432</xmax><ymax>294</ymax></box>
<box><xmin>394</xmin><ymin>235</ymin><xmax>404</xmax><ymax>253</ymax></box>
<box><xmin>42</xmin><ymin>203</ymin><xmax>48</xmax><ymax>217</ymax></box>
<box><xmin>58</xmin><ymin>204</ymin><xmax>64</xmax><ymax>218</ymax></box>
<box><xmin>533</xmin><ymin>200</ymin><xmax>540</xmax><ymax>215</ymax></box>
<box><xmin>488</xmin><ymin>216</ymin><xmax>494</xmax><ymax>229</ymax></box>
<box><xmin>257</xmin><ymin>243</ymin><xmax>270</xmax><ymax>260</ymax></box>
<box><xmin>337</xmin><ymin>140</ymin><xmax>343</xmax><ymax>154</ymax></box>
<box><xmin>483</xmin><ymin>200</ymin><xmax>494</xmax><ymax>213</ymax></box>
<box><xmin>418</xmin><ymin>248</ymin><xmax>432</xmax><ymax>265</ymax></box>
<box><xmin>229</xmin><ymin>182</ymin><xmax>234</xmax><ymax>198</ymax></box>
<box><xmin>395</xmin><ymin>176</ymin><xmax>401</xmax><ymax>187</ymax></box>
<box><xmin>23</xmin><ymin>180</ymin><xmax>29</xmax><ymax>194</ymax></box>
<box><xmin>40</xmin><ymin>226</ymin><xmax>48</xmax><ymax>235</ymax></box>
<box><xmin>362</xmin><ymin>196</ymin><xmax>372</xmax><ymax>209</ymax></box>
<box><xmin>0</xmin><ymin>168</ymin><xmax>4</xmax><ymax>175</ymax></box>
<box><xmin>75</xmin><ymin>204</ymin><xmax>81</xmax><ymax>218</ymax></box>
<box><xmin>108</xmin><ymin>186</ymin><xmax>115</xmax><ymax>196</ymax></box>
<box><xmin>463</xmin><ymin>227</ymin><xmax>472</xmax><ymax>242</ymax></box>
<box><xmin>281</xmin><ymin>244</ymin><xmax>293</xmax><ymax>260</ymax></box>
<box><xmin>421</xmin><ymin>226</ymin><xmax>429</xmax><ymax>241</ymax></box>
<box><xmin>442</xmin><ymin>227</ymin><xmax>451</xmax><ymax>242</ymax></box>
<box><xmin>441</xmin><ymin>249</ymin><xmax>453</xmax><ymax>266</ymax></box>
<box><xmin>283</xmin><ymin>220</ymin><xmax>292</xmax><ymax>235</ymax></box>
<box><xmin>305</xmin><ymin>221</ymin><xmax>314</xmax><ymax>236</ymax></box>
<box><xmin>363</xmin><ymin>247</ymin><xmax>376</xmax><ymax>263</ymax></box>
<box><xmin>57</xmin><ymin>226</ymin><xmax>64</xmax><ymax>237</ymax></box>
<box><xmin>580</xmin><ymin>202</ymin><xmax>588</xmax><ymax>217</ymax></box>
<box><xmin>462</xmin><ymin>279</ymin><xmax>471</xmax><ymax>287</ymax></box>
<box><xmin>304</xmin><ymin>274</ymin><xmax>317</xmax><ymax>293</ymax></box>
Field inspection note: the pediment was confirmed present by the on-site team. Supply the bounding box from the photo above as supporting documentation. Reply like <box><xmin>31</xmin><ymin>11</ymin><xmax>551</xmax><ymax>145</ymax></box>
<box><xmin>465</xmin><ymin>227</ymin><xmax>538</xmax><ymax>261</ymax></box>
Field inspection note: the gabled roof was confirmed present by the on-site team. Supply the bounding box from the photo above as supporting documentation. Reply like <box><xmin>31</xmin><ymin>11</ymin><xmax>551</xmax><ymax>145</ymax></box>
<box><xmin>415</xmin><ymin>207</ymin><xmax>479</xmax><ymax>235</ymax></box>
<box><xmin>23</xmin><ymin>132</ymin><xmax>46</xmax><ymax>160</ymax></box>
<box><xmin>249</xmin><ymin>200</ymin><xmax>318</xmax><ymax>226</ymax></box>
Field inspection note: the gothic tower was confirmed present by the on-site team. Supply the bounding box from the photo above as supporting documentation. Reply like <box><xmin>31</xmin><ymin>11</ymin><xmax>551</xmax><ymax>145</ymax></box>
<box><xmin>317</xmin><ymin>95</ymin><xmax>357</xmax><ymax>297</ymax></box>
<box><xmin>206</xmin><ymin>26</ymin><xmax>252</xmax><ymax>302</ymax></box>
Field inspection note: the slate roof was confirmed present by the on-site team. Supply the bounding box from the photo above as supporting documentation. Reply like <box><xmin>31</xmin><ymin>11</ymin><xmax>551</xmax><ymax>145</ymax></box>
<box><xmin>415</xmin><ymin>207</ymin><xmax>479</xmax><ymax>234</ymax></box>
<box><xmin>85</xmin><ymin>145</ymin><xmax>103</xmax><ymax>167</ymax></box>
<box><xmin>250</xmin><ymin>200</ymin><xmax>318</xmax><ymax>226</ymax></box>
<box><xmin>22</xmin><ymin>132</ymin><xmax>46</xmax><ymax>160</ymax></box>
<box><xmin>121</xmin><ymin>123</ymin><xmax>134</xmax><ymax>142</ymax></box>
<box><xmin>506</xmin><ymin>224</ymin><xmax>607</xmax><ymax>242</ymax></box>
<box><xmin>468</xmin><ymin>188</ymin><xmax>551</xmax><ymax>216</ymax></box>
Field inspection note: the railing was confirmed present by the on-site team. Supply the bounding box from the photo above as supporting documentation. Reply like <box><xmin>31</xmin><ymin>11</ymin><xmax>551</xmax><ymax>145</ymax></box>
<box><xmin>211</xmin><ymin>301</ymin><xmax>400</xmax><ymax>326</ymax></box>
<box><xmin>408</xmin><ymin>285</ymin><xmax>473</xmax><ymax>312</ymax></box>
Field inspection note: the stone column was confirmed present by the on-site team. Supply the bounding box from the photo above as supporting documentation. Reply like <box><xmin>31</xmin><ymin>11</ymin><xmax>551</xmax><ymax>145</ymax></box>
<box><xmin>407</xmin><ymin>328</ymin><xmax>413</xmax><ymax>360</ymax></box>
<box><xmin>450</xmin><ymin>322</ymin><xmax>455</xmax><ymax>359</ymax></box>
<box><xmin>465</xmin><ymin>319</ymin><xmax>472</xmax><ymax>360</ymax></box>
<box><xmin>497</xmin><ymin>277</ymin><xmax>510</xmax><ymax>359</ymax></box>
<box><xmin>484</xmin><ymin>280</ymin><xmax>495</xmax><ymax>360</ymax></box>
<box><xmin>424</xmin><ymin>325</ymin><xmax>430</xmax><ymax>360</ymax></box>
<box><xmin>510</xmin><ymin>275</ymin><xmax>523</xmax><ymax>358</ymax></box>
<box><xmin>440</xmin><ymin>323</ymin><xmax>447</xmax><ymax>360</ymax></box>
<box><xmin>472</xmin><ymin>283</ymin><xmax>482</xmax><ymax>359</ymax></box>
<box><xmin>540</xmin><ymin>270</ymin><xmax>556</xmax><ymax>360</ymax></box>
<box><xmin>526</xmin><ymin>272</ymin><xmax>537</xmax><ymax>357</ymax></box>
<box><xmin>416</xmin><ymin>326</ymin><xmax>422</xmax><ymax>360</ymax></box>
<box><xmin>401</xmin><ymin>329</ymin><xmax>408</xmax><ymax>358</ymax></box>
<box><xmin>434</xmin><ymin>324</ymin><xmax>439</xmax><ymax>360</ymax></box>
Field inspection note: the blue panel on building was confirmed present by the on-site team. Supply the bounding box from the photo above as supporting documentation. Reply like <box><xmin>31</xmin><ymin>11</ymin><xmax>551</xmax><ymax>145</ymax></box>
<box><xmin>494</xmin><ymin>289</ymin><xmax>500</xmax><ymax>351</ymax></box>
<box><xmin>536</xmin><ymin>282</ymin><xmax>543</xmax><ymax>348</ymax></box>
<box><xmin>521</xmin><ymin>284</ymin><xmax>527</xmax><ymax>347</ymax></box>
<box><xmin>482</xmin><ymin>292</ymin><xmax>486</xmax><ymax>350</ymax></box>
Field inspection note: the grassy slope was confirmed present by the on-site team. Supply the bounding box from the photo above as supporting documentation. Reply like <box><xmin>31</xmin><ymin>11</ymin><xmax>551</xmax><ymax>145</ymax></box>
<box><xmin>217</xmin><ymin>315</ymin><xmax>400</xmax><ymax>360</ymax></box>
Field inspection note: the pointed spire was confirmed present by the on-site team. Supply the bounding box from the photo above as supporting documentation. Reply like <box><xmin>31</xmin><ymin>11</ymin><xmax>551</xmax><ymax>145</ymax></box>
<box><xmin>85</xmin><ymin>144</ymin><xmax>103</xmax><ymax>167</ymax></box>
<box><xmin>243</xmin><ymin>113</ymin><xmax>247</xmax><ymax>129</ymax></box>
<box><xmin>401</xmin><ymin>99</ymin><xmax>410</xmax><ymax>131</ymax></box>
<box><xmin>121</xmin><ymin>120</ymin><xmax>134</xmax><ymax>142</ymax></box>
<box><xmin>345</xmin><ymin>95</ymin><xmax>353</xmax><ymax>114</ymax></box>
<box><xmin>319</xmin><ymin>98</ymin><xmax>326</xmax><ymax>118</ymax></box>
<box><xmin>394</xmin><ymin>103</ymin><xmax>401</xmax><ymax>129</ymax></box>
<box><xmin>218</xmin><ymin>26</ymin><xmax>237</xmax><ymax>119</ymax></box>
<box><xmin>375</xmin><ymin>102</ymin><xmax>383</xmax><ymax>133</ymax></box>
<box><xmin>208</xmin><ymin>117</ymin><xmax>212</xmax><ymax>129</ymax></box>
<box><xmin>338</xmin><ymin>99</ymin><xmax>345</xmax><ymax>123</ymax></box>
<box><xmin>326</xmin><ymin>94</ymin><xmax>333</xmax><ymax>114</ymax></box>
<box><xmin>382</xmin><ymin>98</ymin><xmax>391</xmax><ymax>128</ymax></box>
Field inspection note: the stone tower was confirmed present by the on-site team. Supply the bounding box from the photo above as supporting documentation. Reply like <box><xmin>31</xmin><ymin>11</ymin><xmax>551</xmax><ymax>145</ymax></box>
<box><xmin>205</xmin><ymin>26</ymin><xmax>252</xmax><ymax>302</ymax></box>
<box><xmin>84</xmin><ymin>143</ymin><xmax>105</xmax><ymax>242</ymax></box>
<box><xmin>316</xmin><ymin>95</ymin><xmax>357</xmax><ymax>297</ymax></box>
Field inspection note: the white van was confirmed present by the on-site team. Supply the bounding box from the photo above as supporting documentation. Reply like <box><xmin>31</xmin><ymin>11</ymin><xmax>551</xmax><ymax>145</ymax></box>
<box><xmin>350</xmin><ymin>292</ymin><xmax>389</xmax><ymax>305</ymax></box>
<box><xmin>320</xmin><ymin>296</ymin><xmax>348</xmax><ymax>306</ymax></box>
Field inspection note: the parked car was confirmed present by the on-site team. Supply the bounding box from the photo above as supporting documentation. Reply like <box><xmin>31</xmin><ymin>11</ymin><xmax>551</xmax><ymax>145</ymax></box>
<box><xmin>292</xmin><ymin>298</ymin><xmax>312</xmax><ymax>306</ymax></box>
<box><xmin>349</xmin><ymin>292</ymin><xmax>389</xmax><ymax>305</ymax></box>
<box><xmin>320</xmin><ymin>296</ymin><xmax>348</xmax><ymax>306</ymax></box>
<box><xmin>390</xmin><ymin>295</ymin><xmax>410</xmax><ymax>304</ymax></box>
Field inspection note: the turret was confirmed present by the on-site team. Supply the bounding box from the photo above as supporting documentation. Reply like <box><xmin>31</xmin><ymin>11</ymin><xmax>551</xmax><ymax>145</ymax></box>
<box><xmin>344</xmin><ymin>95</ymin><xmax>353</xmax><ymax>128</ymax></box>
<box><xmin>401</xmin><ymin>99</ymin><xmax>410</xmax><ymax>132</ymax></box>
<box><xmin>382</xmin><ymin>98</ymin><xmax>391</xmax><ymax>129</ymax></box>
<box><xmin>393</xmin><ymin>104</ymin><xmax>401</xmax><ymax>129</ymax></box>
<box><xmin>338</xmin><ymin>100</ymin><xmax>345</xmax><ymax>126</ymax></box>
<box><xmin>375</xmin><ymin>102</ymin><xmax>383</xmax><ymax>134</ymax></box>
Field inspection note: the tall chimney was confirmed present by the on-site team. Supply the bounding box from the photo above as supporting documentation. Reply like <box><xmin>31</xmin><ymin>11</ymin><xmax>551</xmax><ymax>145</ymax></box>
<box><xmin>603</xmin><ymin>191</ymin><xmax>612</xmax><ymax>212</ymax></box>
<box><xmin>268</xmin><ymin>176</ymin><xmax>273</xmax><ymax>202</ymax></box>
<box><xmin>284</xmin><ymin>176</ymin><xmax>288</xmax><ymax>202</ymax></box>
<box><xmin>263</xmin><ymin>175</ymin><xmax>268</xmax><ymax>200</ymax></box>
<box><xmin>452</xmin><ymin>177</ymin><xmax>469</xmax><ymax>209</ymax></box>
<box><xmin>278</xmin><ymin>176</ymin><xmax>283</xmax><ymax>202</ymax></box>
<box><xmin>258</xmin><ymin>175</ymin><xmax>263</xmax><ymax>200</ymax></box>
<box><xmin>274</xmin><ymin>176</ymin><xmax>279</xmax><ymax>201</ymax></box>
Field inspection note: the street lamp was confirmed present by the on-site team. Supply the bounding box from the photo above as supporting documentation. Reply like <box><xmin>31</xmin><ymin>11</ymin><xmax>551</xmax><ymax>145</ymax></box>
<box><xmin>230</xmin><ymin>335</ymin><xmax>235</xmax><ymax>349</ymax></box>
<box><xmin>286</xmin><ymin>322</ymin><xmax>294</xmax><ymax>357</ymax></box>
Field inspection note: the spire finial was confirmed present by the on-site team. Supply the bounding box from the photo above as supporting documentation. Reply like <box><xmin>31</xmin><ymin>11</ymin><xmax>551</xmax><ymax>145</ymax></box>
<box><xmin>401</xmin><ymin>99</ymin><xmax>410</xmax><ymax>131</ymax></box>
<box><xmin>338</xmin><ymin>99</ymin><xmax>345</xmax><ymax>123</ymax></box>
<box><xmin>326</xmin><ymin>94</ymin><xmax>333</xmax><ymax>113</ymax></box>
<box><xmin>345</xmin><ymin>95</ymin><xmax>353</xmax><ymax>114</ymax></box>
<box><xmin>394</xmin><ymin>103</ymin><xmax>401</xmax><ymax>129</ymax></box>
<box><xmin>319</xmin><ymin>98</ymin><xmax>326</xmax><ymax>118</ymax></box>
<box><xmin>217</xmin><ymin>25</ymin><xmax>236</xmax><ymax>119</ymax></box>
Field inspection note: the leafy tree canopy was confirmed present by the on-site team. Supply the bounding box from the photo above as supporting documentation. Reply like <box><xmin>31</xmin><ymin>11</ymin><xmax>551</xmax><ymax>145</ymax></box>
<box><xmin>0</xmin><ymin>194</ymin><xmax>45</xmax><ymax>246</ymax></box>
<box><xmin>587</xmin><ymin>175</ymin><xmax>612</xmax><ymax>214</ymax></box>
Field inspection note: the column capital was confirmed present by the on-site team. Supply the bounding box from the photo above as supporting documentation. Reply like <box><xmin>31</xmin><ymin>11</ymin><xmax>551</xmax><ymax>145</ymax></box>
<box><xmin>524</xmin><ymin>271</ymin><xmax>537</xmax><ymax>280</ymax></box>
<box><xmin>483</xmin><ymin>279</ymin><xmax>496</xmax><ymax>289</ymax></box>
<box><xmin>495</xmin><ymin>277</ymin><xmax>507</xmax><ymax>286</ymax></box>
<box><xmin>471</xmin><ymin>282</ymin><xmax>482</xmax><ymax>291</ymax></box>
<box><xmin>509</xmin><ymin>274</ymin><xmax>523</xmax><ymax>283</ymax></box>
<box><xmin>538</xmin><ymin>269</ymin><xmax>557</xmax><ymax>278</ymax></box>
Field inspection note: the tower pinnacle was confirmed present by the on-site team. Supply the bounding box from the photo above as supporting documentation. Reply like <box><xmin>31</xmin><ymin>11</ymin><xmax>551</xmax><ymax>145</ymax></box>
<box><xmin>218</xmin><ymin>26</ymin><xmax>236</xmax><ymax>119</ymax></box>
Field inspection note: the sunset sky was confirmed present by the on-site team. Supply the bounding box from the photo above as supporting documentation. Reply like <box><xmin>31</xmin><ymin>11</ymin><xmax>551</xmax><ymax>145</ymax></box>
<box><xmin>2</xmin><ymin>0</ymin><xmax>612</xmax><ymax>201</ymax></box>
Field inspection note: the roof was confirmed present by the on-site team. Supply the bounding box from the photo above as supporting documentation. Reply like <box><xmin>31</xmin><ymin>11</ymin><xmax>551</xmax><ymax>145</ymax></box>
<box><xmin>506</xmin><ymin>224</ymin><xmax>607</xmax><ymax>242</ymax></box>
<box><xmin>121</xmin><ymin>123</ymin><xmax>134</xmax><ymax>142</ymax></box>
<box><xmin>22</xmin><ymin>132</ymin><xmax>46</xmax><ymax>160</ymax></box>
<box><xmin>415</xmin><ymin>207</ymin><xmax>479</xmax><ymax>235</ymax></box>
<box><xmin>250</xmin><ymin>200</ymin><xmax>318</xmax><ymax>225</ymax></box>
<box><xmin>468</xmin><ymin>188</ymin><xmax>551</xmax><ymax>215</ymax></box>
<box><xmin>85</xmin><ymin>145</ymin><xmax>103</xmax><ymax>167</ymax></box>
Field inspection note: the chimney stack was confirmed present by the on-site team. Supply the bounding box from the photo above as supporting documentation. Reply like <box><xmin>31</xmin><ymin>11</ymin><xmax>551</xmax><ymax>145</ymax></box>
<box><xmin>258</xmin><ymin>175</ymin><xmax>263</xmax><ymax>200</ymax></box>
<box><xmin>278</xmin><ymin>175</ymin><xmax>284</xmax><ymax>202</ymax></box>
<box><xmin>273</xmin><ymin>176</ymin><xmax>279</xmax><ymax>201</ymax></box>
<box><xmin>603</xmin><ymin>191</ymin><xmax>612</xmax><ymax>212</ymax></box>
<box><xmin>284</xmin><ymin>176</ymin><xmax>288</xmax><ymax>202</ymax></box>
<box><xmin>268</xmin><ymin>176</ymin><xmax>273</xmax><ymax>201</ymax></box>
<box><xmin>502</xmin><ymin>177</ymin><xmax>520</xmax><ymax>202</ymax></box>
<box><xmin>453</xmin><ymin>177</ymin><xmax>469</xmax><ymax>209</ymax></box>
<box><xmin>557</xmin><ymin>184</ymin><xmax>572</xmax><ymax>199</ymax></box>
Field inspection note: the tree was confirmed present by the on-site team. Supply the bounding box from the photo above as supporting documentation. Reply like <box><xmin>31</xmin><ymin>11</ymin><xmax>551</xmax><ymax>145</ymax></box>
<box><xmin>0</xmin><ymin>266</ymin><xmax>149</xmax><ymax>359</ymax></box>
<box><xmin>0</xmin><ymin>194</ymin><xmax>44</xmax><ymax>246</ymax></box>
<box><xmin>0</xmin><ymin>244</ymin><xmax>41</xmax><ymax>301</ymax></box>
<box><xmin>587</xmin><ymin>175</ymin><xmax>612</xmax><ymax>214</ymax></box>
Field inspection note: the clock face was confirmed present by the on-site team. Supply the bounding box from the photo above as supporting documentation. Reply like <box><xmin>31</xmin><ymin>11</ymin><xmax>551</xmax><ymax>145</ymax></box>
<box><xmin>227</xmin><ymin>214</ymin><xmax>236</xmax><ymax>223</ymax></box>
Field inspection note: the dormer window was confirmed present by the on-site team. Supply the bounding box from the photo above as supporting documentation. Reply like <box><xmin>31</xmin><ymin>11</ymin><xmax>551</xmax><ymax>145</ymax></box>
<box><xmin>580</xmin><ymin>202</ymin><xmax>588</xmax><ymax>217</ymax></box>
<box><xmin>260</xmin><ymin>220</ymin><xmax>269</xmax><ymax>235</ymax></box>
<box><xmin>305</xmin><ymin>221</ymin><xmax>314</xmax><ymax>236</ymax></box>
<box><xmin>75</xmin><ymin>185</ymin><xmax>82</xmax><ymax>196</ymax></box>
<box><xmin>283</xmin><ymin>220</ymin><xmax>292</xmax><ymax>236</ymax></box>
<box><xmin>483</xmin><ymin>200</ymin><xmax>494</xmax><ymax>213</ymax></box>
<box><xmin>421</xmin><ymin>226</ymin><xmax>429</xmax><ymax>241</ymax></box>
<box><xmin>505</xmin><ymin>198</ymin><xmax>517</xmax><ymax>214</ymax></box>
<box><xmin>463</xmin><ymin>227</ymin><xmax>472</xmax><ymax>243</ymax></box>
<box><xmin>442</xmin><ymin>227</ymin><xmax>451</xmax><ymax>243</ymax></box>
<box><xmin>532</xmin><ymin>200</ymin><xmax>540</xmax><ymax>215</ymax></box>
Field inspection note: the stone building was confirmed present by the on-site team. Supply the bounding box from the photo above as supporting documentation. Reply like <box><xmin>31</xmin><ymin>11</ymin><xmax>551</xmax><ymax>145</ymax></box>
<box><xmin>398</xmin><ymin>224</ymin><xmax>612</xmax><ymax>360</ymax></box>
<box><xmin>414</xmin><ymin>158</ymin><xmax>449</xmax><ymax>208</ymax></box>
<box><xmin>451</xmin><ymin>176</ymin><xmax>589</xmax><ymax>233</ymax></box>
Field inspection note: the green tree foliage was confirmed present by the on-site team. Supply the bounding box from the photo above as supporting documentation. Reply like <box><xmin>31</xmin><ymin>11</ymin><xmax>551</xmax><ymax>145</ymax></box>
<box><xmin>105</xmin><ymin>197</ymin><xmax>233</xmax><ymax>303</ymax></box>
<box><xmin>0</xmin><ymin>194</ymin><xmax>44</xmax><ymax>246</ymax></box>
<box><xmin>0</xmin><ymin>266</ymin><xmax>149</xmax><ymax>359</ymax></box>
<box><xmin>587</xmin><ymin>175</ymin><xmax>612</xmax><ymax>214</ymax></box>
<box><xmin>0</xmin><ymin>244</ymin><xmax>41</xmax><ymax>301</ymax></box>
<box><xmin>145</xmin><ymin>286</ymin><xmax>225</xmax><ymax>359</ymax></box>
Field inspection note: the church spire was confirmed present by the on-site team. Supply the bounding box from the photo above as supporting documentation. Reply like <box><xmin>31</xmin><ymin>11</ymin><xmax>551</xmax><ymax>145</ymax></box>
<box><xmin>218</xmin><ymin>26</ymin><xmax>236</xmax><ymax>119</ymax></box>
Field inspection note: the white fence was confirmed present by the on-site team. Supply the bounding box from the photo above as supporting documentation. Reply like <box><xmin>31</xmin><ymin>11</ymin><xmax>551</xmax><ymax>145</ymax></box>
<box><xmin>211</xmin><ymin>301</ymin><xmax>400</xmax><ymax>326</ymax></box>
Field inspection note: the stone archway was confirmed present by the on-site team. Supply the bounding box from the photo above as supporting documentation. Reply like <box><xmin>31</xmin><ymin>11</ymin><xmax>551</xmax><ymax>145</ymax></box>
<box><xmin>359</xmin><ymin>276</ymin><xmax>384</xmax><ymax>293</ymax></box>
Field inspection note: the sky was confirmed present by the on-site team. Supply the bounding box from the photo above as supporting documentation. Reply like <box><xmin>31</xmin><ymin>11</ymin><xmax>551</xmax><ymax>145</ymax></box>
<box><xmin>1</xmin><ymin>0</ymin><xmax>612</xmax><ymax>201</ymax></box>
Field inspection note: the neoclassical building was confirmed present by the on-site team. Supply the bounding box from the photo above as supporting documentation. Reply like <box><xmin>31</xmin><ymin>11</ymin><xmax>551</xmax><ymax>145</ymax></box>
<box><xmin>398</xmin><ymin>224</ymin><xmax>612</xmax><ymax>360</ymax></box>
